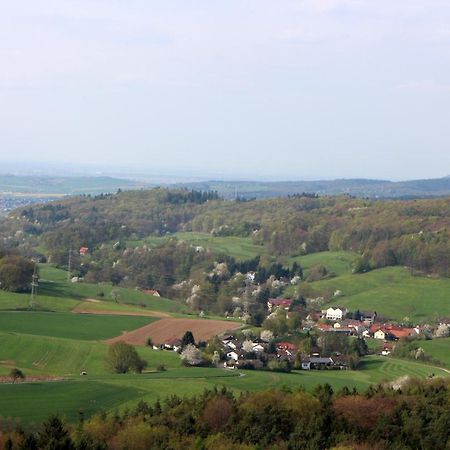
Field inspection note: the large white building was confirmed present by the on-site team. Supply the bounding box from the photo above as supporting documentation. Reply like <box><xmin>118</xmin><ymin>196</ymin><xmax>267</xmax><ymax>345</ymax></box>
<box><xmin>324</xmin><ymin>307</ymin><xmax>348</xmax><ymax>321</ymax></box>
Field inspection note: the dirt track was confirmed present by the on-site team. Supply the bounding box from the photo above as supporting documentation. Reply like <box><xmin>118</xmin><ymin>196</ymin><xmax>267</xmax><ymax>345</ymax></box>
<box><xmin>106</xmin><ymin>318</ymin><xmax>241</xmax><ymax>345</ymax></box>
<box><xmin>72</xmin><ymin>303</ymin><xmax>170</xmax><ymax>318</ymax></box>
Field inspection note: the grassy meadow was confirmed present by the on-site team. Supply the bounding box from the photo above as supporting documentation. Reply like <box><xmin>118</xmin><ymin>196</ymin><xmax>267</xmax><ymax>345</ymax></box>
<box><xmin>288</xmin><ymin>251</ymin><xmax>358</xmax><ymax>277</ymax></box>
<box><xmin>0</xmin><ymin>351</ymin><xmax>446</xmax><ymax>423</ymax></box>
<box><xmin>283</xmin><ymin>251</ymin><xmax>450</xmax><ymax>323</ymax></box>
<box><xmin>128</xmin><ymin>231</ymin><xmax>264</xmax><ymax>261</ymax></box>
<box><xmin>420</xmin><ymin>338</ymin><xmax>450</xmax><ymax>367</ymax></box>
<box><xmin>310</xmin><ymin>267</ymin><xmax>450</xmax><ymax>322</ymax></box>
<box><xmin>0</xmin><ymin>311</ymin><xmax>156</xmax><ymax>341</ymax></box>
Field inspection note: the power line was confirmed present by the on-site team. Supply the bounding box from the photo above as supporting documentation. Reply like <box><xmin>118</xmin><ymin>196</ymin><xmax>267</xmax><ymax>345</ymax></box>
<box><xmin>30</xmin><ymin>263</ymin><xmax>38</xmax><ymax>310</ymax></box>
<box><xmin>67</xmin><ymin>248</ymin><xmax>72</xmax><ymax>283</ymax></box>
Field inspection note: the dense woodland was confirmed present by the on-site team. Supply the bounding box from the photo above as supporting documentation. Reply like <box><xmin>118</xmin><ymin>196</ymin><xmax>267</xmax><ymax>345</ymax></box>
<box><xmin>1</xmin><ymin>378</ymin><xmax>450</xmax><ymax>449</ymax></box>
<box><xmin>0</xmin><ymin>189</ymin><xmax>448</xmax><ymax>316</ymax></box>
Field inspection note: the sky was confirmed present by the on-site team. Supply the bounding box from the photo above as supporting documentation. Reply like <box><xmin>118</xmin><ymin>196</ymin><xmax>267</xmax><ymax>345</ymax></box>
<box><xmin>1</xmin><ymin>0</ymin><xmax>450</xmax><ymax>181</ymax></box>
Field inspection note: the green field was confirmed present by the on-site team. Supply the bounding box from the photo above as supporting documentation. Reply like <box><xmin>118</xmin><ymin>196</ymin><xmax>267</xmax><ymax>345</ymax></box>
<box><xmin>38</xmin><ymin>265</ymin><xmax>183</xmax><ymax>313</ymax></box>
<box><xmin>128</xmin><ymin>231</ymin><xmax>264</xmax><ymax>261</ymax></box>
<box><xmin>420</xmin><ymin>338</ymin><xmax>450</xmax><ymax>367</ymax></box>
<box><xmin>312</xmin><ymin>267</ymin><xmax>450</xmax><ymax>322</ymax></box>
<box><xmin>0</xmin><ymin>312</ymin><xmax>156</xmax><ymax>340</ymax></box>
<box><xmin>0</xmin><ymin>332</ymin><xmax>180</xmax><ymax>376</ymax></box>
<box><xmin>0</xmin><ymin>355</ymin><xmax>446</xmax><ymax>423</ymax></box>
<box><xmin>288</xmin><ymin>251</ymin><xmax>358</xmax><ymax>277</ymax></box>
<box><xmin>0</xmin><ymin>264</ymin><xmax>183</xmax><ymax>315</ymax></box>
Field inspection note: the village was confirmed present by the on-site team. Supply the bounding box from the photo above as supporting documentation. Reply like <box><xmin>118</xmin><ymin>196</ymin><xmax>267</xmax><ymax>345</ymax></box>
<box><xmin>153</xmin><ymin>295</ymin><xmax>449</xmax><ymax>373</ymax></box>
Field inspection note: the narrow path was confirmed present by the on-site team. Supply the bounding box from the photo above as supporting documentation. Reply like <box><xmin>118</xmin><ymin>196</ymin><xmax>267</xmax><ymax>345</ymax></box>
<box><xmin>71</xmin><ymin>302</ymin><xmax>171</xmax><ymax>318</ymax></box>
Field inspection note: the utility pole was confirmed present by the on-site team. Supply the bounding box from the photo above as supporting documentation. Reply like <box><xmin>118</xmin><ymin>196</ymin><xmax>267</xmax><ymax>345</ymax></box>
<box><xmin>30</xmin><ymin>263</ymin><xmax>38</xmax><ymax>310</ymax></box>
<box><xmin>67</xmin><ymin>248</ymin><xmax>72</xmax><ymax>283</ymax></box>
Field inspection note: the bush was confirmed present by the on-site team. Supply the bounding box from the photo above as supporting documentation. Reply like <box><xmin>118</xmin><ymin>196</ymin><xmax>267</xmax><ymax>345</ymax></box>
<box><xmin>105</xmin><ymin>342</ymin><xmax>147</xmax><ymax>374</ymax></box>
<box><xmin>156</xmin><ymin>364</ymin><xmax>166</xmax><ymax>372</ymax></box>
<box><xmin>9</xmin><ymin>367</ymin><xmax>25</xmax><ymax>383</ymax></box>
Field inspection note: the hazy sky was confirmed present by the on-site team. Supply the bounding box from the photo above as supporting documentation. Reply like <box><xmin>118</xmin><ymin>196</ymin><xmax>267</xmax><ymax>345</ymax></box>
<box><xmin>1</xmin><ymin>0</ymin><xmax>450</xmax><ymax>180</ymax></box>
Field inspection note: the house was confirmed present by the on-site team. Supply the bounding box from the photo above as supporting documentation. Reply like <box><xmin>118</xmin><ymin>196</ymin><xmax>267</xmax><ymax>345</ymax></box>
<box><xmin>301</xmin><ymin>358</ymin><xmax>311</xmax><ymax>370</ymax></box>
<box><xmin>267</xmin><ymin>298</ymin><xmax>293</xmax><ymax>312</ymax></box>
<box><xmin>372</xmin><ymin>325</ymin><xmax>417</xmax><ymax>340</ymax></box>
<box><xmin>306</xmin><ymin>311</ymin><xmax>322</xmax><ymax>321</ymax></box>
<box><xmin>301</xmin><ymin>356</ymin><xmax>334</xmax><ymax>370</ymax></box>
<box><xmin>374</xmin><ymin>329</ymin><xmax>388</xmax><ymax>340</ymax></box>
<box><xmin>143</xmin><ymin>289</ymin><xmax>161</xmax><ymax>297</ymax></box>
<box><xmin>277</xmin><ymin>342</ymin><xmax>297</xmax><ymax>351</ymax></box>
<box><xmin>223</xmin><ymin>339</ymin><xmax>240</xmax><ymax>351</ymax></box>
<box><xmin>79</xmin><ymin>247</ymin><xmax>89</xmax><ymax>256</ymax></box>
<box><xmin>360</xmin><ymin>311</ymin><xmax>377</xmax><ymax>323</ymax></box>
<box><xmin>246</xmin><ymin>272</ymin><xmax>256</xmax><ymax>282</ymax></box>
<box><xmin>226</xmin><ymin>351</ymin><xmax>240</xmax><ymax>361</ymax></box>
<box><xmin>388</xmin><ymin>327</ymin><xmax>417</xmax><ymax>340</ymax></box>
<box><xmin>252</xmin><ymin>344</ymin><xmax>266</xmax><ymax>353</ymax></box>
<box><xmin>335</xmin><ymin>319</ymin><xmax>366</xmax><ymax>335</ymax></box>
<box><xmin>163</xmin><ymin>338</ymin><xmax>182</xmax><ymax>351</ymax></box>
<box><xmin>317</xmin><ymin>323</ymin><xmax>334</xmax><ymax>332</ymax></box>
<box><xmin>324</xmin><ymin>307</ymin><xmax>348</xmax><ymax>321</ymax></box>
<box><xmin>277</xmin><ymin>348</ymin><xmax>296</xmax><ymax>362</ymax></box>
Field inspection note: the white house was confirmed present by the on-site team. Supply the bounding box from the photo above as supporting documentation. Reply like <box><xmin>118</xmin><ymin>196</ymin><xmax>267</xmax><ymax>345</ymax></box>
<box><xmin>374</xmin><ymin>329</ymin><xmax>386</xmax><ymax>340</ymax></box>
<box><xmin>246</xmin><ymin>272</ymin><xmax>256</xmax><ymax>282</ymax></box>
<box><xmin>324</xmin><ymin>307</ymin><xmax>347</xmax><ymax>321</ymax></box>
<box><xmin>252</xmin><ymin>344</ymin><xmax>265</xmax><ymax>353</ymax></box>
<box><xmin>226</xmin><ymin>351</ymin><xmax>239</xmax><ymax>361</ymax></box>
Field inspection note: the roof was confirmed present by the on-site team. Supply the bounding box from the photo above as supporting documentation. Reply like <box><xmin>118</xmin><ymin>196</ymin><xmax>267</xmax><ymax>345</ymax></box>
<box><xmin>325</xmin><ymin>306</ymin><xmax>347</xmax><ymax>312</ymax></box>
<box><xmin>268</xmin><ymin>298</ymin><xmax>293</xmax><ymax>307</ymax></box>
<box><xmin>310</xmin><ymin>357</ymin><xmax>334</xmax><ymax>364</ymax></box>
<box><xmin>360</xmin><ymin>310</ymin><xmax>377</xmax><ymax>317</ymax></box>
<box><xmin>165</xmin><ymin>338</ymin><xmax>182</xmax><ymax>346</ymax></box>
<box><xmin>277</xmin><ymin>342</ymin><xmax>297</xmax><ymax>350</ymax></box>
<box><xmin>317</xmin><ymin>323</ymin><xmax>333</xmax><ymax>331</ymax></box>
<box><xmin>143</xmin><ymin>289</ymin><xmax>160</xmax><ymax>296</ymax></box>
<box><xmin>371</xmin><ymin>324</ymin><xmax>417</xmax><ymax>338</ymax></box>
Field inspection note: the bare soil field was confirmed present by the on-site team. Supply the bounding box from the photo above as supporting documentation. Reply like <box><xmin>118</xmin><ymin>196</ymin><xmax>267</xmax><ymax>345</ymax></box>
<box><xmin>106</xmin><ymin>318</ymin><xmax>241</xmax><ymax>345</ymax></box>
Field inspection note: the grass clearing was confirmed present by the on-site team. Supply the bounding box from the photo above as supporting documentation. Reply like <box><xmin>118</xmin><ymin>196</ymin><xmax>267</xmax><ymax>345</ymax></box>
<box><xmin>128</xmin><ymin>231</ymin><xmax>264</xmax><ymax>261</ymax></box>
<box><xmin>288</xmin><ymin>251</ymin><xmax>358</xmax><ymax>277</ymax></box>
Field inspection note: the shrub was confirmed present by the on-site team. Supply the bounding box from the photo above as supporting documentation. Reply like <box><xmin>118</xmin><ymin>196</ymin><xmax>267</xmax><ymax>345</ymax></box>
<box><xmin>105</xmin><ymin>342</ymin><xmax>147</xmax><ymax>374</ymax></box>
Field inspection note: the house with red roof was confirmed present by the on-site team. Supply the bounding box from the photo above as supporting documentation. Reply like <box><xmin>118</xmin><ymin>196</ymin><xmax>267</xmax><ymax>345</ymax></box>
<box><xmin>267</xmin><ymin>298</ymin><xmax>293</xmax><ymax>312</ymax></box>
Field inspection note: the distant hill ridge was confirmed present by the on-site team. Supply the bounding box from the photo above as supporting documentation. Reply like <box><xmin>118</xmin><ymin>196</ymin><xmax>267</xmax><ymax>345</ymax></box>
<box><xmin>176</xmin><ymin>176</ymin><xmax>450</xmax><ymax>199</ymax></box>
<box><xmin>1</xmin><ymin>173</ymin><xmax>450</xmax><ymax>199</ymax></box>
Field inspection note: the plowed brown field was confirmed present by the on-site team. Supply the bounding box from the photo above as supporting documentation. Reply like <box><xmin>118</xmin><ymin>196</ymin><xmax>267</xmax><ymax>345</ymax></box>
<box><xmin>106</xmin><ymin>318</ymin><xmax>241</xmax><ymax>345</ymax></box>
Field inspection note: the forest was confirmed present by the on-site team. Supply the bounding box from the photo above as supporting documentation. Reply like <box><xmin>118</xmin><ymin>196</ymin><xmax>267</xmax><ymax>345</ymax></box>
<box><xmin>0</xmin><ymin>189</ymin><xmax>448</xmax><ymax>317</ymax></box>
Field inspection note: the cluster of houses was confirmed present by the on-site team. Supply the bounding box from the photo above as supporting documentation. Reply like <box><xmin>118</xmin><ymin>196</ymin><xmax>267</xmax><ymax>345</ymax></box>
<box><xmin>220</xmin><ymin>335</ymin><xmax>351</xmax><ymax>371</ymax></box>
